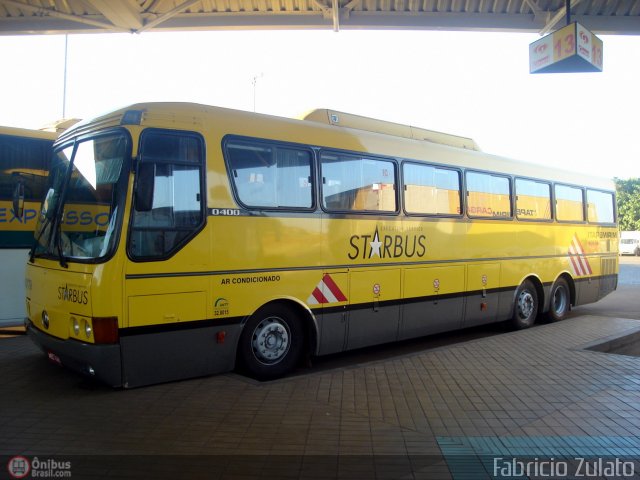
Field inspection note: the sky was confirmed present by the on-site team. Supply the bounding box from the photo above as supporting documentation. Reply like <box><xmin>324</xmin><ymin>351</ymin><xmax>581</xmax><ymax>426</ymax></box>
<box><xmin>0</xmin><ymin>29</ymin><xmax>638</xmax><ymax>180</ymax></box>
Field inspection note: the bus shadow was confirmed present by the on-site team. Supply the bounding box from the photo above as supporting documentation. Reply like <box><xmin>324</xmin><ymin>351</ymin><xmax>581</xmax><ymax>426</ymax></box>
<box><xmin>232</xmin><ymin>320</ymin><xmax>548</xmax><ymax>383</ymax></box>
<box><xmin>296</xmin><ymin>322</ymin><xmax>515</xmax><ymax>377</ymax></box>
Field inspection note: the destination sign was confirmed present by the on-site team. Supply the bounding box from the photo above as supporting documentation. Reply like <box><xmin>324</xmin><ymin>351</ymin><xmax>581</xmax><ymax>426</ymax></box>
<box><xmin>530</xmin><ymin>22</ymin><xmax>603</xmax><ymax>74</ymax></box>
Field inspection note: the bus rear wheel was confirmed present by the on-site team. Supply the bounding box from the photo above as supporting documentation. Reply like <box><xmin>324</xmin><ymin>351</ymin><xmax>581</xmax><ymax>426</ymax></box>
<box><xmin>512</xmin><ymin>280</ymin><xmax>538</xmax><ymax>330</ymax></box>
<box><xmin>239</xmin><ymin>303</ymin><xmax>304</xmax><ymax>381</ymax></box>
<box><xmin>546</xmin><ymin>277</ymin><xmax>570</xmax><ymax>322</ymax></box>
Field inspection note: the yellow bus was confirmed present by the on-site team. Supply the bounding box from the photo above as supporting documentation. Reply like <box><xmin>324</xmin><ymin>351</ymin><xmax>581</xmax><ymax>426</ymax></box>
<box><xmin>0</xmin><ymin>126</ymin><xmax>57</xmax><ymax>326</ymax></box>
<box><xmin>23</xmin><ymin>103</ymin><xmax>618</xmax><ymax>387</ymax></box>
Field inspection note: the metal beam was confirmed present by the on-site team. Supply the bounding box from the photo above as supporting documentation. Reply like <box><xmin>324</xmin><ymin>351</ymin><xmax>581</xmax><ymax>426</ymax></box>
<box><xmin>539</xmin><ymin>0</ymin><xmax>582</xmax><ymax>35</ymax></box>
<box><xmin>137</xmin><ymin>0</ymin><xmax>201</xmax><ymax>33</ymax></box>
<box><xmin>522</xmin><ymin>0</ymin><xmax>547</xmax><ymax>21</ymax></box>
<box><xmin>0</xmin><ymin>0</ymin><xmax>131</xmax><ymax>32</ymax></box>
<box><xmin>85</xmin><ymin>0</ymin><xmax>143</xmax><ymax>30</ymax></box>
<box><xmin>115</xmin><ymin>10</ymin><xmax>550</xmax><ymax>32</ymax></box>
<box><xmin>199</xmin><ymin>11</ymin><xmax>613</xmax><ymax>35</ymax></box>
<box><xmin>312</xmin><ymin>0</ymin><xmax>331</xmax><ymax>15</ymax></box>
<box><xmin>342</xmin><ymin>0</ymin><xmax>362</xmax><ymax>21</ymax></box>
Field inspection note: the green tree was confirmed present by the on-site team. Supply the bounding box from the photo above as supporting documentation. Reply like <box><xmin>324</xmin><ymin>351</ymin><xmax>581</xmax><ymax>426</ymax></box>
<box><xmin>615</xmin><ymin>178</ymin><xmax>640</xmax><ymax>231</ymax></box>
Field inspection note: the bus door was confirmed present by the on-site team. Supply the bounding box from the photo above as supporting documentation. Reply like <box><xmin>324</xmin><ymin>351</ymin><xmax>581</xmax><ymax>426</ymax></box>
<box><xmin>121</xmin><ymin>129</ymin><xmax>213</xmax><ymax>386</ymax></box>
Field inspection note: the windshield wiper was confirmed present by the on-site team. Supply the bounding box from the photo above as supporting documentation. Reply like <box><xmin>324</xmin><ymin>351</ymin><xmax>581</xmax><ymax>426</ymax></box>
<box><xmin>29</xmin><ymin>215</ymin><xmax>67</xmax><ymax>268</ymax></box>
<box><xmin>53</xmin><ymin>218</ymin><xmax>68</xmax><ymax>269</ymax></box>
<box><xmin>29</xmin><ymin>214</ymin><xmax>52</xmax><ymax>263</ymax></box>
<box><xmin>29</xmin><ymin>198</ymin><xmax>68</xmax><ymax>267</ymax></box>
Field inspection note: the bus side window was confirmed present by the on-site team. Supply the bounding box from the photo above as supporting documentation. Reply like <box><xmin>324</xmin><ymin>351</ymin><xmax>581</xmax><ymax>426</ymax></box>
<box><xmin>466</xmin><ymin>171</ymin><xmax>512</xmax><ymax>218</ymax></box>
<box><xmin>320</xmin><ymin>152</ymin><xmax>396</xmax><ymax>213</ymax></box>
<box><xmin>0</xmin><ymin>134</ymin><xmax>50</xmax><ymax>203</ymax></box>
<box><xmin>403</xmin><ymin>163</ymin><xmax>461</xmax><ymax>216</ymax></box>
<box><xmin>586</xmin><ymin>189</ymin><xmax>615</xmax><ymax>224</ymax></box>
<box><xmin>129</xmin><ymin>130</ymin><xmax>205</xmax><ymax>259</ymax></box>
<box><xmin>515</xmin><ymin>178</ymin><xmax>551</xmax><ymax>220</ymax></box>
<box><xmin>555</xmin><ymin>184</ymin><xmax>584</xmax><ymax>222</ymax></box>
<box><xmin>226</xmin><ymin>140</ymin><xmax>313</xmax><ymax>210</ymax></box>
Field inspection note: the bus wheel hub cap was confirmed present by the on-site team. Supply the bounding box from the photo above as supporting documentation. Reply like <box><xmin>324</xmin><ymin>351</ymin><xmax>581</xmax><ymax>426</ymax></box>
<box><xmin>518</xmin><ymin>291</ymin><xmax>534</xmax><ymax>318</ymax></box>
<box><xmin>554</xmin><ymin>289</ymin><xmax>567</xmax><ymax>313</ymax></box>
<box><xmin>252</xmin><ymin>318</ymin><xmax>289</xmax><ymax>363</ymax></box>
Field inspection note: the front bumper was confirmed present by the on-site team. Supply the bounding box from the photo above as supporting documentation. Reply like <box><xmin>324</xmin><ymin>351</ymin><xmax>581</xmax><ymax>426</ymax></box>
<box><xmin>26</xmin><ymin>319</ymin><xmax>123</xmax><ymax>387</ymax></box>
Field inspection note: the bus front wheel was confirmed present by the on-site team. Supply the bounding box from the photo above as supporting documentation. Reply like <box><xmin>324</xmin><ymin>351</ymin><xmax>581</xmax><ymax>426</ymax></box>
<box><xmin>239</xmin><ymin>303</ymin><xmax>304</xmax><ymax>381</ymax></box>
<box><xmin>512</xmin><ymin>280</ymin><xmax>538</xmax><ymax>330</ymax></box>
<box><xmin>546</xmin><ymin>277</ymin><xmax>571</xmax><ymax>322</ymax></box>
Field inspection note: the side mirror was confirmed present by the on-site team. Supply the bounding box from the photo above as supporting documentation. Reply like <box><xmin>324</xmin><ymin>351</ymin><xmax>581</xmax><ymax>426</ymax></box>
<box><xmin>134</xmin><ymin>162</ymin><xmax>155</xmax><ymax>212</ymax></box>
<box><xmin>12</xmin><ymin>180</ymin><xmax>25</xmax><ymax>219</ymax></box>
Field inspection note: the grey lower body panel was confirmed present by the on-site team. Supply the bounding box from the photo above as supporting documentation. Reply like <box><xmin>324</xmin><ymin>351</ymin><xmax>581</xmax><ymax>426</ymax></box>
<box><xmin>317</xmin><ymin>289</ymin><xmax>516</xmax><ymax>356</ymax></box>
<box><xmin>575</xmin><ymin>274</ymin><xmax>618</xmax><ymax>306</ymax></box>
<box><xmin>26</xmin><ymin>319</ymin><xmax>123</xmax><ymax>387</ymax></box>
<box><xmin>120</xmin><ymin>324</ymin><xmax>241</xmax><ymax>388</ymax></box>
<box><xmin>318</xmin><ymin>276</ymin><xmax>620</xmax><ymax>357</ymax></box>
<box><xmin>399</xmin><ymin>296</ymin><xmax>464</xmax><ymax>340</ymax></box>
<box><xmin>26</xmin><ymin>319</ymin><xmax>242</xmax><ymax>388</ymax></box>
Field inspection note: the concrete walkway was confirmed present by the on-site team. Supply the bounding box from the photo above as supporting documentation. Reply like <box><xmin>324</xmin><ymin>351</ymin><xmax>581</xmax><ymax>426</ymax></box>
<box><xmin>1</xmin><ymin>310</ymin><xmax>640</xmax><ymax>479</ymax></box>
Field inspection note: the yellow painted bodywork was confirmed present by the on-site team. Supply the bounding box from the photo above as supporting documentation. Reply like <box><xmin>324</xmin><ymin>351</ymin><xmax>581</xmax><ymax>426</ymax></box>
<box><xmin>25</xmin><ymin>103</ymin><xmax>618</xmax><ymax>348</ymax></box>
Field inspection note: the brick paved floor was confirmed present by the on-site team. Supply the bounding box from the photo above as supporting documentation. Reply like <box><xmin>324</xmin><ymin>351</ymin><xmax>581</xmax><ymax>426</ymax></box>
<box><xmin>1</xmin><ymin>314</ymin><xmax>640</xmax><ymax>479</ymax></box>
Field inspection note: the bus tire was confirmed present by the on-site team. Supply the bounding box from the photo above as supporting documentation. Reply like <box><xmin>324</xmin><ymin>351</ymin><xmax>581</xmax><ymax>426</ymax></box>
<box><xmin>239</xmin><ymin>303</ymin><xmax>304</xmax><ymax>381</ymax></box>
<box><xmin>512</xmin><ymin>280</ymin><xmax>538</xmax><ymax>330</ymax></box>
<box><xmin>546</xmin><ymin>277</ymin><xmax>571</xmax><ymax>322</ymax></box>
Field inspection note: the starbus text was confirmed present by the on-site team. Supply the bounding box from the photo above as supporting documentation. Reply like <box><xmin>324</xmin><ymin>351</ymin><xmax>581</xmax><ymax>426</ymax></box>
<box><xmin>348</xmin><ymin>233</ymin><xmax>427</xmax><ymax>260</ymax></box>
<box><xmin>58</xmin><ymin>284</ymin><xmax>89</xmax><ymax>305</ymax></box>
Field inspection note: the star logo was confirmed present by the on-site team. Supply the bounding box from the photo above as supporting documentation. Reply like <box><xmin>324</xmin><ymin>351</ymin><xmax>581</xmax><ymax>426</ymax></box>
<box><xmin>369</xmin><ymin>228</ymin><xmax>382</xmax><ymax>258</ymax></box>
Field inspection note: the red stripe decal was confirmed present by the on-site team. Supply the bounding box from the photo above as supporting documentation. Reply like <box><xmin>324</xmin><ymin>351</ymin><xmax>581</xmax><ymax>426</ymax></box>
<box><xmin>312</xmin><ymin>287</ymin><xmax>329</xmax><ymax>304</ymax></box>
<box><xmin>569</xmin><ymin>253</ymin><xmax>583</xmax><ymax>276</ymax></box>
<box><xmin>322</xmin><ymin>274</ymin><xmax>347</xmax><ymax>302</ymax></box>
<box><xmin>574</xmin><ymin>236</ymin><xmax>586</xmax><ymax>254</ymax></box>
<box><xmin>573</xmin><ymin>237</ymin><xmax>593</xmax><ymax>274</ymax></box>
<box><xmin>583</xmin><ymin>257</ymin><xmax>593</xmax><ymax>275</ymax></box>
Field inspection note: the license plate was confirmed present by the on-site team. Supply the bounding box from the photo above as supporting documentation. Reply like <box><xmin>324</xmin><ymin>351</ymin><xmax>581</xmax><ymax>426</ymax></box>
<box><xmin>47</xmin><ymin>352</ymin><xmax>62</xmax><ymax>365</ymax></box>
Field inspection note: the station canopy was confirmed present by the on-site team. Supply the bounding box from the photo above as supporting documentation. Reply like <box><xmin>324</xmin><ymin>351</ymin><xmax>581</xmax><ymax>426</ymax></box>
<box><xmin>0</xmin><ymin>0</ymin><xmax>638</xmax><ymax>36</ymax></box>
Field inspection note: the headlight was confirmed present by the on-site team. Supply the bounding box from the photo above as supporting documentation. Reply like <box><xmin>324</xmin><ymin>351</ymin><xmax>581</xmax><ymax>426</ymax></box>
<box><xmin>72</xmin><ymin>317</ymin><xmax>80</xmax><ymax>335</ymax></box>
<box><xmin>84</xmin><ymin>319</ymin><xmax>92</xmax><ymax>339</ymax></box>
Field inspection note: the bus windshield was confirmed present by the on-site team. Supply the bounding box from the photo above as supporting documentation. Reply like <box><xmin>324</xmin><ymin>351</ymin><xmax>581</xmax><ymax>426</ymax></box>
<box><xmin>32</xmin><ymin>132</ymin><xmax>129</xmax><ymax>263</ymax></box>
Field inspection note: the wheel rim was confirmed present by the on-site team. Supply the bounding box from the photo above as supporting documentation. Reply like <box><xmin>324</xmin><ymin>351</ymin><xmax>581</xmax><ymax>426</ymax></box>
<box><xmin>251</xmin><ymin>316</ymin><xmax>290</xmax><ymax>365</ymax></box>
<box><xmin>552</xmin><ymin>286</ymin><xmax>568</xmax><ymax>316</ymax></box>
<box><xmin>517</xmin><ymin>290</ymin><xmax>535</xmax><ymax>320</ymax></box>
